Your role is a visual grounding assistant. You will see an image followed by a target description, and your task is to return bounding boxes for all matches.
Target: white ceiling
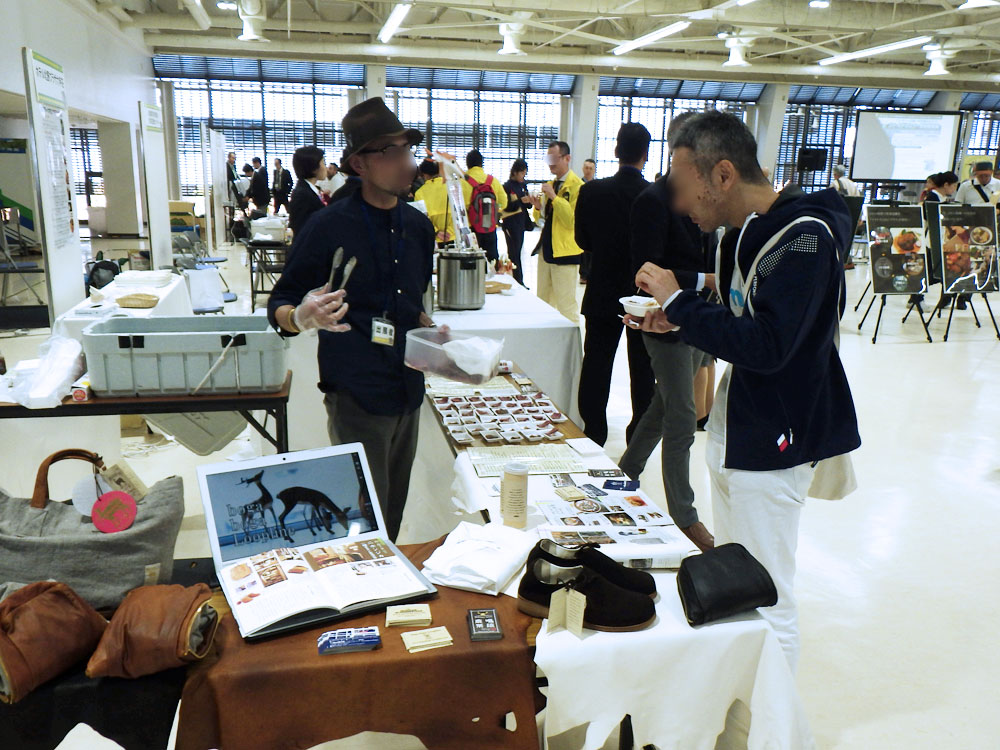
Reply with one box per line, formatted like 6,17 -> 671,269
90,0 -> 1000,92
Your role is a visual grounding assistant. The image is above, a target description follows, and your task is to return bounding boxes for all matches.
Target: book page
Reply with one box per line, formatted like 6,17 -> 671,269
220,547 -> 331,637
303,538 -> 428,609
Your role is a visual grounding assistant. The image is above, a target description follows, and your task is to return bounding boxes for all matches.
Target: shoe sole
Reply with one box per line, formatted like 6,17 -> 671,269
517,597 -> 656,632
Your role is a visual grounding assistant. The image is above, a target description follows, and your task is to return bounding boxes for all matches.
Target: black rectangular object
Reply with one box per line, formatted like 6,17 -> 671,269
797,147 -> 828,172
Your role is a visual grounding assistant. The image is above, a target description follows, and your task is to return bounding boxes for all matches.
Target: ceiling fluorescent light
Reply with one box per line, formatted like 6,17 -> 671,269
217,2 -> 237,9
958,0 -> 1000,9
818,36 -> 933,66
378,3 -> 413,44
612,21 -> 691,56
736,0 -> 759,5
809,0 -> 831,8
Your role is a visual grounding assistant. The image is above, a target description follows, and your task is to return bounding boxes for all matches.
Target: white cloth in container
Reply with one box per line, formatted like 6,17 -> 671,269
440,336 -> 502,379
421,522 -> 534,596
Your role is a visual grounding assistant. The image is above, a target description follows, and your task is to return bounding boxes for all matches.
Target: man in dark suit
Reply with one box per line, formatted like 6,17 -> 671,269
272,158 -> 293,213
617,111 -> 715,552
575,123 -> 655,447
248,156 -> 270,214
225,151 -> 241,202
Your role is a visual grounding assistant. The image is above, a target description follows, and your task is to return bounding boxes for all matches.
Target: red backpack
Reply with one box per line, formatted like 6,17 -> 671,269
466,174 -> 498,233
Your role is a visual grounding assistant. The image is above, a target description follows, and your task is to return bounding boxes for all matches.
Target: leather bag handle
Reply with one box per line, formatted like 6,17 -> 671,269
31,449 -> 105,509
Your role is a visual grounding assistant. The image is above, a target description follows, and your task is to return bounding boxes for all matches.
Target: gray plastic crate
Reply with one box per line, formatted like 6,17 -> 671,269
82,316 -> 287,396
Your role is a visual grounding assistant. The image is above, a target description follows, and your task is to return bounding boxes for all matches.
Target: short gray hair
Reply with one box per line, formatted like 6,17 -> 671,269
670,110 -> 768,185
832,164 -> 847,177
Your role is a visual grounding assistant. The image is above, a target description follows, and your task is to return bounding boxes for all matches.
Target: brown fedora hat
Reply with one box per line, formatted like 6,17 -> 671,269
340,97 -> 423,176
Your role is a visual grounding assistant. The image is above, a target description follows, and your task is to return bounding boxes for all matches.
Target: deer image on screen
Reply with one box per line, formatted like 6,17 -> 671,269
238,470 -> 282,542
276,485 -> 351,541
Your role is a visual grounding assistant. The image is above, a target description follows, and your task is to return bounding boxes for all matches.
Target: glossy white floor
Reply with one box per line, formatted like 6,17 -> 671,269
3,234 -> 998,748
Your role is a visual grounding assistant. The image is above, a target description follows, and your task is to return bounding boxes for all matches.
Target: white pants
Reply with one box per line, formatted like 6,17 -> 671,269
706,438 -> 814,673
536,256 -> 580,323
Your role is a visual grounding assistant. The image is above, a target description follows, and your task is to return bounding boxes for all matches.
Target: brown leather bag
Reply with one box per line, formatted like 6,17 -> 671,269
86,583 -> 220,679
0,581 -> 108,703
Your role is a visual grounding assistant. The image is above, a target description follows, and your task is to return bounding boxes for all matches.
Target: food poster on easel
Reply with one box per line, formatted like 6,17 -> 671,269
937,203 -> 999,294
866,205 -> 928,295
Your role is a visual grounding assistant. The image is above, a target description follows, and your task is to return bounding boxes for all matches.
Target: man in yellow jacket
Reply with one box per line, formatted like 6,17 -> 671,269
414,159 -> 453,245
460,149 -> 508,263
530,140 -> 584,323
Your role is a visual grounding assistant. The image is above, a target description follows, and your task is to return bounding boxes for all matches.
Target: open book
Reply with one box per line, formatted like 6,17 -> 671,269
197,444 -> 436,640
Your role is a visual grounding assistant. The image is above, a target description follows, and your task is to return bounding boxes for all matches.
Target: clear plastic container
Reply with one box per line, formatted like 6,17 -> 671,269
82,316 -> 287,396
404,328 -> 503,385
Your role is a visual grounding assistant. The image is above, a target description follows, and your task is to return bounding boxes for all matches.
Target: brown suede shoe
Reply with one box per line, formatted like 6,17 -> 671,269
680,521 -> 715,552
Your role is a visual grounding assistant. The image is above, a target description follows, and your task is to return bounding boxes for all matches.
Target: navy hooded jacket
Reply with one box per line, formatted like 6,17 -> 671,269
666,187 -> 861,471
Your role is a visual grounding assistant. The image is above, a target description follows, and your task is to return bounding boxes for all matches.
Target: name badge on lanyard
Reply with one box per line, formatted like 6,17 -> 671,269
372,317 -> 396,346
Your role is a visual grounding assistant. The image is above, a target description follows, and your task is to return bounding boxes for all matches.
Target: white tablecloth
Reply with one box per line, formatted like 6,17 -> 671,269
436,447 -> 813,750
52,275 -> 193,341
535,590 -> 814,750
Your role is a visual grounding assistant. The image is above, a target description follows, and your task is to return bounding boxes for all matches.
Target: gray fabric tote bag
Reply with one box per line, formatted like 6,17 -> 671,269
0,449 -> 184,610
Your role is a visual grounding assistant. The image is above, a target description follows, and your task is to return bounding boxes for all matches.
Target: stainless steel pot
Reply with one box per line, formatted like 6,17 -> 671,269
436,251 -> 486,310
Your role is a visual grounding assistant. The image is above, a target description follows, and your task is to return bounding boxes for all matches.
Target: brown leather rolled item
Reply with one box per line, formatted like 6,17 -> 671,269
0,581 -> 108,704
86,583 -> 220,680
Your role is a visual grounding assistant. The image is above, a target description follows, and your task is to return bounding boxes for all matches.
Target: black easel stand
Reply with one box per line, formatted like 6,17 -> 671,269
854,279 -> 872,312
941,292 -> 1000,341
860,293 -> 933,344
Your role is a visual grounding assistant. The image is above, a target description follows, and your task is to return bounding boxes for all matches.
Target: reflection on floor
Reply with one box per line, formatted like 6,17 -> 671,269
2,235 -> 998,749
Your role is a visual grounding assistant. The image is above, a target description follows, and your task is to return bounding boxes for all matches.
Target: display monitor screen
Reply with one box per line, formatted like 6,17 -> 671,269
851,111 -> 962,182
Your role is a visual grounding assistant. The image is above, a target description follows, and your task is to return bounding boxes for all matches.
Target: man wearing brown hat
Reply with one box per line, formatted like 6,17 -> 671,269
268,97 -> 437,541
956,161 -> 1000,205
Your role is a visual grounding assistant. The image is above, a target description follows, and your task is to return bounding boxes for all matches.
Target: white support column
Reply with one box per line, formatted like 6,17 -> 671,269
928,91 -> 963,111
348,88 -> 366,108
927,91 -> 968,169
157,80 -> 181,200
753,83 -> 790,179
569,74 -> 600,171
97,120 -> 143,235
559,97 -> 572,144
366,64 -> 386,101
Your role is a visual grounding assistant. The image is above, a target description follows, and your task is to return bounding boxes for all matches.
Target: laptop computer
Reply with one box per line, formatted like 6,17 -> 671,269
196,443 -> 436,640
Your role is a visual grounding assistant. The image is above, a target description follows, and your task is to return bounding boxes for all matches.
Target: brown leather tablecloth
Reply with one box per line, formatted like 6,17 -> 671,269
176,539 -> 540,750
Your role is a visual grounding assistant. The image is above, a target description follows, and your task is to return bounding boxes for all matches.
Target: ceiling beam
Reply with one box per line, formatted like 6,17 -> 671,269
147,31 -> 1000,92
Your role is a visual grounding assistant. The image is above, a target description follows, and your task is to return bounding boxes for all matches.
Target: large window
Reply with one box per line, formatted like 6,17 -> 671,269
774,105 -> 852,193
384,87 -> 561,184
775,86 -> 939,198
594,77 -> 760,181
165,78 -> 354,198
595,97 -> 752,181
156,55 -> 362,199
69,127 -> 103,221
962,110 -> 1000,159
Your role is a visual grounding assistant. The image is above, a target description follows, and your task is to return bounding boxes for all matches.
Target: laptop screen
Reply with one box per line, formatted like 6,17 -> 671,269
197,443 -> 385,564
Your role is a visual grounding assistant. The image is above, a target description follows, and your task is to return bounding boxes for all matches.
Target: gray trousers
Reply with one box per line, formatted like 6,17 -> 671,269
324,391 -> 420,542
618,337 -> 703,528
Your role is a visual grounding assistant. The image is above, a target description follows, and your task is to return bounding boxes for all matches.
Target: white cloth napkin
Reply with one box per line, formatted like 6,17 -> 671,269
421,521 -> 535,596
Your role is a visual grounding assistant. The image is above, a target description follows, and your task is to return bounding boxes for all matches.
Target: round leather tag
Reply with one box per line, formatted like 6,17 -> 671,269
92,490 -> 137,533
